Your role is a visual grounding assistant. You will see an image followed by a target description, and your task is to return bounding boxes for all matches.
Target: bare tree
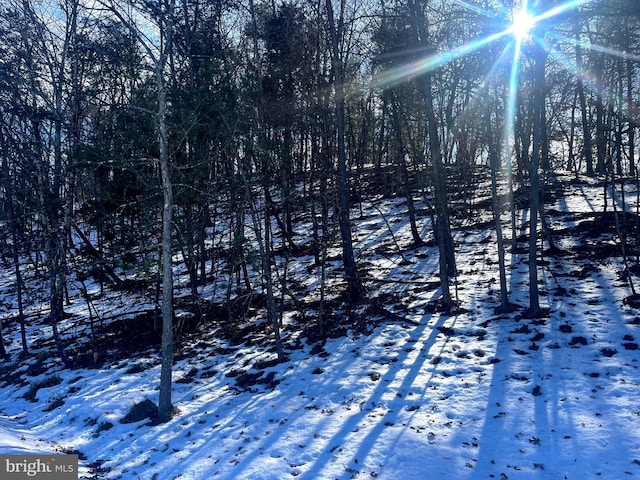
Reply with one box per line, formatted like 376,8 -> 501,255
323,0 -> 363,303
408,0 -> 456,309
485,90 -> 512,313
526,25 -> 549,317
10,0 -> 88,367
101,0 -> 177,422
0,128 -> 29,357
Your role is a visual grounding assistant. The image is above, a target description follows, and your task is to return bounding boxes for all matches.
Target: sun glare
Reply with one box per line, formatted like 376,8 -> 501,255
370,0 -> 595,220
370,0 -> 593,90
511,9 -> 535,40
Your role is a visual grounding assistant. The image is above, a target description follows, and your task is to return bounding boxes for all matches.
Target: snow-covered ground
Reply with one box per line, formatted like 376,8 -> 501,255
1,173 -> 640,479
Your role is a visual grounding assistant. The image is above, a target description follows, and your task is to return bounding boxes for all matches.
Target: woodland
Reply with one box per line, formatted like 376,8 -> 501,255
1,0 -> 640,477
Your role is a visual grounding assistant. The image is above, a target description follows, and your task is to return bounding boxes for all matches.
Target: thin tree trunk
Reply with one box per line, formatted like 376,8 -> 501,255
103,0 -> 177,420
628,58 -> 636,176
157,76 -> 174,422
156,0 -> 176,423
324,0 -> 362,304
44,138 -> 71,367
568,90 -> 577,172
485,104 -> 511,313
595,57 -> 607,174
262,192 -> 283,359
410,0 -> 455,308
527,46 -> 547,316
248,0 -> 283,356
612,170 -> 636,295
391,98 -> 422,246
576,23 -> 594,175
10,202 -> 28,357
0,147 -> 28,356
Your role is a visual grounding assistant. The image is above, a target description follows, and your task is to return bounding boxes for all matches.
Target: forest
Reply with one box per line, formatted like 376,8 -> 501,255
1,0 -> 640,478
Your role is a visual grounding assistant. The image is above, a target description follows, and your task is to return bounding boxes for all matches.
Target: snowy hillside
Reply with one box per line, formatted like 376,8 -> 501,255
1,173 -> 640,479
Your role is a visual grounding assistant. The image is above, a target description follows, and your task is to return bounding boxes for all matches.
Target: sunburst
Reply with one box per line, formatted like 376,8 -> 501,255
511,6 -> 535,41
369,0 -> 615,183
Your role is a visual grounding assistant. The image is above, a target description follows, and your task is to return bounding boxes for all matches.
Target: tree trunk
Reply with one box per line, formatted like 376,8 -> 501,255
527,46 -> 547,316
101,4 -> 177,414
0,144 -> 28,356
262,190 -> 283,360
156,0 -> 177,424
410,0 -> 455,308
44,110 -> 72,368
391,98 -> 422,246
324,0 -> 362,304
627,58 -> 636,176
157,71 -> 174,422
485,104 -> 511,313
575,16 -> 594,175
595,56 -> 607,174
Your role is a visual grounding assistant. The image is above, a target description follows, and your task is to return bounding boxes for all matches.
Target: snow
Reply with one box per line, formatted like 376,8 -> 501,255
1,173 -> 640,479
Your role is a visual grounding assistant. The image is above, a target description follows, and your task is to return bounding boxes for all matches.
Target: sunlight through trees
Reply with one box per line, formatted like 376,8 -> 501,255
0,0 -> 638,416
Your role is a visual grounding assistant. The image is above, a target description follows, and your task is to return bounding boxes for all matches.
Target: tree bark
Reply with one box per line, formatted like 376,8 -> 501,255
104,0 -> 178,422
594,55 -> 607,174
18,0 -> 73,367
157,0 -> 176,423
0,135 -> 28,356
391,98 -> 422,246
627,58 -> 636,176
575,15 -> 594,175
158,73 -> 174,422
485,104 -> 511,313
324,0 -> 362,304
527,45 -> 548,316
409,0 -> 455,308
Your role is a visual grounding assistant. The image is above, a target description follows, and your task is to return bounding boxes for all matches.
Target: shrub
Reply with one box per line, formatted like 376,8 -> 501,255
23,374 -> 62,402
120,399 -> 158,424
125,363 -> 148,374
92,421 -> 114,438
97,421 -> 113,433
44,393 -> 65,411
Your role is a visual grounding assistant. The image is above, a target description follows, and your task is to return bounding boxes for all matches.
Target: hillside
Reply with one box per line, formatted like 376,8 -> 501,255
1,173 -> 640,479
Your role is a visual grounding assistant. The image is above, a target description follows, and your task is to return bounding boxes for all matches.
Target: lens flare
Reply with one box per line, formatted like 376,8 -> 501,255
367,0 -> 637,193
370,1 -> 594,92
511,9 -> 535,40
370,30 -> 509,90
